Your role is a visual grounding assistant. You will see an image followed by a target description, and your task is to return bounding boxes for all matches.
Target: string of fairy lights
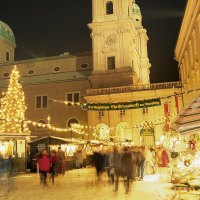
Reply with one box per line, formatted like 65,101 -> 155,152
49,87 -> 200,109
0,107 -> 177,142
0,111 -> 176,133
41,87 -> 200,141
1,65 -> 199,142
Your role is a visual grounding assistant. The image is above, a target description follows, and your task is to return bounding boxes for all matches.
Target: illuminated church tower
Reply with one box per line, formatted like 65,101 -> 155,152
88,0 -> 151,88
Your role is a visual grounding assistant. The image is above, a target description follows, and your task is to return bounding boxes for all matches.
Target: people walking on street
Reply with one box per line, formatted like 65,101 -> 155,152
131,146 -> 140,181
103,147 -> 114,184
137,146 -> 145,181
57,147 -> 66,175
103,147 -> 110,180
108,148 -> 114,184
93,150 -> 104,181
37,149 -> 50,185
150,146 -> 156,173
122,147 -> 133,193
144,146 -> 155,175
0,155 -> 15,192
156,146 -> 170,182
74,149 -> 83,169
113,146 -> 122,191
50,150 -> 59,185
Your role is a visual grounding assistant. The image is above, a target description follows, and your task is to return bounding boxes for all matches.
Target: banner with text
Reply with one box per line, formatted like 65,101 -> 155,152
86,98 -> 161,110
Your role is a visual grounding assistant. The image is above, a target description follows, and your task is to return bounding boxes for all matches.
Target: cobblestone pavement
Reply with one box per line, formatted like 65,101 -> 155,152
0,168 -> 174,200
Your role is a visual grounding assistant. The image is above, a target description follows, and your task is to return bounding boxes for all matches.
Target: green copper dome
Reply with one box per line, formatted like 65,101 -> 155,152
0,20 -> 16,44
132,3 -> 141,15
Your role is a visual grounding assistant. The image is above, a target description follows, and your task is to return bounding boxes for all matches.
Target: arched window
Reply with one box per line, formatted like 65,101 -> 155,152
67,118 -> 79,127
95,123 -> 109,140
106,1 -> 113,15
116,122 -> 132,142
6,52 -> 9,62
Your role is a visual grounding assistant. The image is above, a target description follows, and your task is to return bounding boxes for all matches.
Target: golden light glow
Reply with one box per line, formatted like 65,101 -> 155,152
0,66 -> 30,134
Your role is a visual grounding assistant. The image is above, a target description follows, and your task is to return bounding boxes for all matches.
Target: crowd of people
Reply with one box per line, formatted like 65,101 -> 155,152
92,145 -> 170,193
36,147 -> 66,186
34,144 -> 170,193
0,143 -> 171,194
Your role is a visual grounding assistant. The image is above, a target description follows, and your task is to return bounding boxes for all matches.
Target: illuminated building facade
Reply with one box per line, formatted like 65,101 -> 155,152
0,1 -> 183,145
175,0 -> 200,104
85,0 -> 182,145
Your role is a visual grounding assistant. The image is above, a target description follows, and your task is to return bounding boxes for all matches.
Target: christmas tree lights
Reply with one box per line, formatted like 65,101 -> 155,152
0,66 -> 30,134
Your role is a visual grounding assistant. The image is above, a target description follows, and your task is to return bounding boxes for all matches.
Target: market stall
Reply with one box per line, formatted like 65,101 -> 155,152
0,133 -> 31,172
29,136 -> 86,171
170,95 -> 200,199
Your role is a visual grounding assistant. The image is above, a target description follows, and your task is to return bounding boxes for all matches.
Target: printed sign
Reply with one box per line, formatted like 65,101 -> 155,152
85,98 -> 161,111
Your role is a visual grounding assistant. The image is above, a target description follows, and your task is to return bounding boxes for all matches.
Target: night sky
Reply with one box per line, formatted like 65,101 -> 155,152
0,0 -> 186,83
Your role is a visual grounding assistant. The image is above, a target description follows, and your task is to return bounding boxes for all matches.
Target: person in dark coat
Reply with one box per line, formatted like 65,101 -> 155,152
50,150 -> 59,185
4,155 -> 14,192
0,155 -> 5,175
93,151 -> 104,180
137,146 -> 145,181
57,147 -> 66,175
113,146 -> 122,191
122,147 -> 133,193
131,146 -> 139,181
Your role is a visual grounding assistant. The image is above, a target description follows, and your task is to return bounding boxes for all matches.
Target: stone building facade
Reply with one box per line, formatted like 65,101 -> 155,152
0,49 -> 92,137
85,0 -> 182,146
0,1 -> 183,145
175,0 -> 200,104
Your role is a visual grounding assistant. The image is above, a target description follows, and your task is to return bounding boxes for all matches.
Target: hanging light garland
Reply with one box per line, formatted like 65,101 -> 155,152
50,99 -> 82,106
25,112 -> 176,135
49,87 -> 200,110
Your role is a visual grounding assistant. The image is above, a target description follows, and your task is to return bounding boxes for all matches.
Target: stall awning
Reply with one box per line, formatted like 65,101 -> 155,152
28,136 -> 86,145
171,95 -> 200,134
0,133 -> 35,140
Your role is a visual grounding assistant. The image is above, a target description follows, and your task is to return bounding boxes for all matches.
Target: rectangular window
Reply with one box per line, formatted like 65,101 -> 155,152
6,52 -> 10,62
119,110 -> 126,117
42,96 -> 48,108
106,1 -> 113,15
142,108 -> 148,114
36,96 -> 41,108
107,56 -> 115,70
67,93 -> 73,102
36,95 -> 48,109
98,111 -> 104,118
66,92 -> 80,103
74,93 -> 80,103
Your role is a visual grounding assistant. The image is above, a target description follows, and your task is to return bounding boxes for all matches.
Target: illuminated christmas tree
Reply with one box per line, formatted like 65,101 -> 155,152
0,66 -> 30,134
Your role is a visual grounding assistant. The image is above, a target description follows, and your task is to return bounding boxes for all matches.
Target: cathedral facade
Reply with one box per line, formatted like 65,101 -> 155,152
0,0 -> 182,145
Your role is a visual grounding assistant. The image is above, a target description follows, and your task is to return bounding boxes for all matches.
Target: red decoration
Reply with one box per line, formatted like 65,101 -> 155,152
164,103 -> 169,116
188,140 -> 196,151
164,103 -> 170,131
174,93 -> 179,114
